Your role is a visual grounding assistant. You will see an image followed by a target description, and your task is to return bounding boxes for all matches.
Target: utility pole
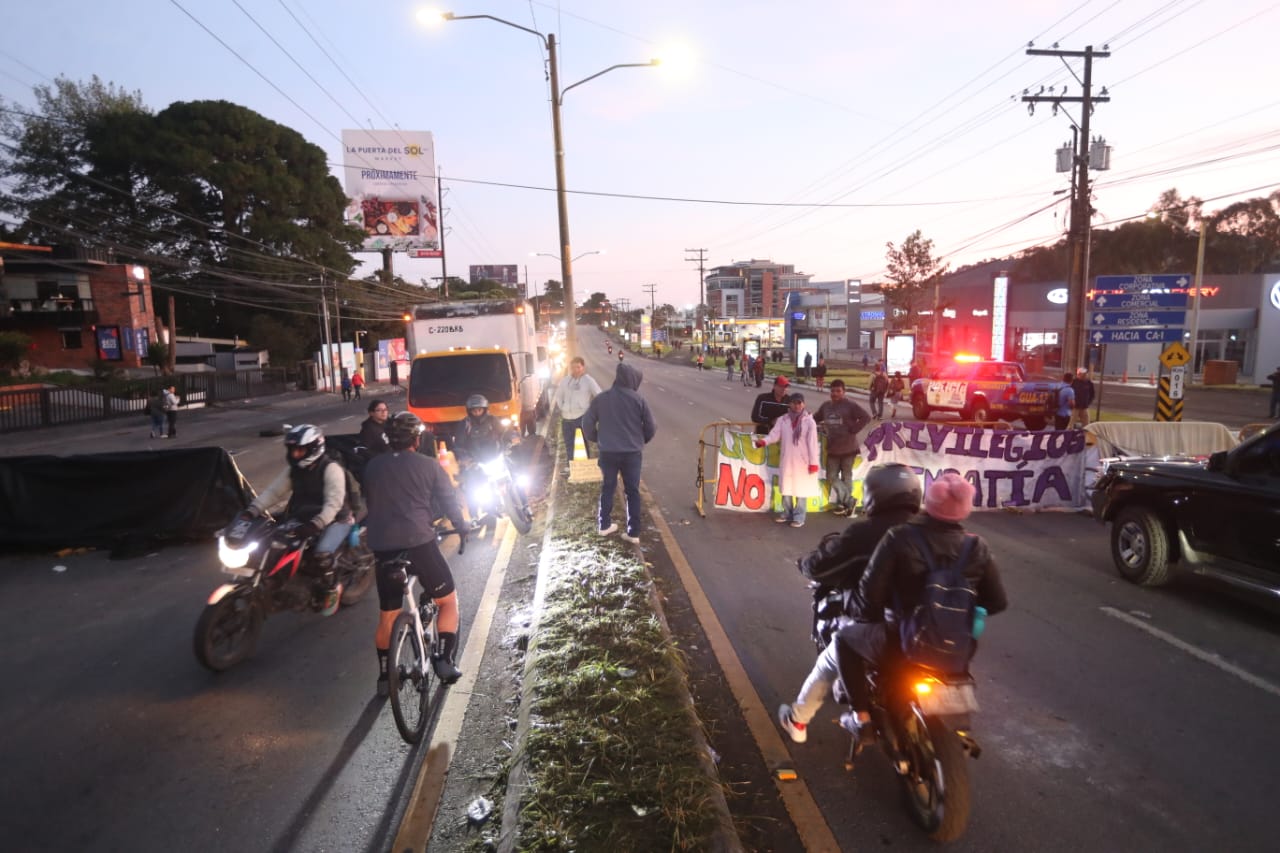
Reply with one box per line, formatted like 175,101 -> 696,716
642,282 -> 657,315
684,248 -> 707,337
437,166 -> 449,298
1024,44 -> 1109,373
333,274 -> 345,381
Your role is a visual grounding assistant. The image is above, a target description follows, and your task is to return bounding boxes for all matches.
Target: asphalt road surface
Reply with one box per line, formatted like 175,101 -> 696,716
2,346 -> 1276,852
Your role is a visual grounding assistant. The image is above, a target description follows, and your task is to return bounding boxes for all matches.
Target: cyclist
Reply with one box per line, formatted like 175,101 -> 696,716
363,411 -> 469,696
244,424 -> 350,616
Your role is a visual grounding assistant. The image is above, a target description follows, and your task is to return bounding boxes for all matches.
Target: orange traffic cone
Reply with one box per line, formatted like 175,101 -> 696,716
1121,369 -> 1128,383
1149,372 -> 1156,386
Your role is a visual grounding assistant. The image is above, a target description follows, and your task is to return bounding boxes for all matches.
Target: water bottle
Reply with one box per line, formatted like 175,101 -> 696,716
972,606 -> 988,639
347,524 -> 361,549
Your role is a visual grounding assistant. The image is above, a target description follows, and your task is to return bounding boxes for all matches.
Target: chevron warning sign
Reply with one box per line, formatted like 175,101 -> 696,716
1154,376 -> 1184,422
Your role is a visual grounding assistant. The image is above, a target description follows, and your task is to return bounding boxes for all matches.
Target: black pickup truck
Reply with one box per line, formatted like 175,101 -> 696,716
1090,421 -> 1280,599
909,359 -> 1063,430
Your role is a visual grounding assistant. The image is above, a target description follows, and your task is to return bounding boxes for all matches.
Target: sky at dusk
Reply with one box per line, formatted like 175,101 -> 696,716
3,0 -> 1279,312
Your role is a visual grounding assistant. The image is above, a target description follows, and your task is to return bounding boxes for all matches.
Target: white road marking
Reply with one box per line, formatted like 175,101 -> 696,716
1100,606 -> 1280,699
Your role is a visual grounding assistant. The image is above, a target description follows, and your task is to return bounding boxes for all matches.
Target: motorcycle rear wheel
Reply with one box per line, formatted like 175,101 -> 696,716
387,612 -> 434,743
337,543 -> 376,607
900,710 -> 971,842
193,590 -> 262,672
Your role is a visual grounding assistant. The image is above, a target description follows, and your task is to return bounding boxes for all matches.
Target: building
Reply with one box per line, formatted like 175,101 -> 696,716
705,259 -> 813,318
0,244 -> 158,372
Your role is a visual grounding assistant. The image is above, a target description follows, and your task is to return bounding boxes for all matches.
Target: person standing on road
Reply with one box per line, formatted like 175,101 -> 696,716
148,388 -> 166,439
552,356 -> 602,472
1071,368 -> 1096,428
753,352 -> 766,387
868,366 -> 889,420
581,361 -> 656,545
887,372 -> 906,419
351,371 -> 365,400
358,398 -> 391,456
725,351 -> 736,380
364,412 -> 470,696
803,352 -> 814,380
1055,373 -> 1076,430
1267,366 -> 1280,419
813,356 -> 828,390
162,385 -> 179,438
814,380 -> 871,517
751,375 -> 792,435
756,392 -> 822,528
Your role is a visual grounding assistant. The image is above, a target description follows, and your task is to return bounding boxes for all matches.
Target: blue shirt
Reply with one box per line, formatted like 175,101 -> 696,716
1057,384 -> 1076,418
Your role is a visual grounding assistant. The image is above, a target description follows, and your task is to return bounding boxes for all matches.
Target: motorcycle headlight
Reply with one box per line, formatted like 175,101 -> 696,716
471,484 -> 494,503
218,536 -> 258,569
480,458 -> 507,478
516,473 -> 531,489
499,417 -> 513,428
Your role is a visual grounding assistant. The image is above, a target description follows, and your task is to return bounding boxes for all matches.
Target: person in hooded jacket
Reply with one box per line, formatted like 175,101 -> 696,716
778,463 -> 924,743
581,362 -> 656,545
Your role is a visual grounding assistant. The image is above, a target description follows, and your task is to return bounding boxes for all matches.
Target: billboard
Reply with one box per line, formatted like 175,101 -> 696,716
342,130 -> 441,256
470,265 -> 519,286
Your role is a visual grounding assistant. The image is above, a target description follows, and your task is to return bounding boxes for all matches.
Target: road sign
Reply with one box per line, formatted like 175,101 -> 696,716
1168,365 -> 1186,399
1155,375 -> 1185,422
1160,341 -> 1191,368
1088,309 -> 1187,329
1090,291 -> 1189,310
1095,273 -> 1192,291
1090,328 -> 1184,344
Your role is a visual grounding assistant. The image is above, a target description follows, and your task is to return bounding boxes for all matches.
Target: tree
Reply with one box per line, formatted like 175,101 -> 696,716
0,332 -> 33,375
145,341 -> 170,375
541,279 -> 564,308
883,230 -> 948,332
1210,190 -> 1280,273
652,303 -> 678,329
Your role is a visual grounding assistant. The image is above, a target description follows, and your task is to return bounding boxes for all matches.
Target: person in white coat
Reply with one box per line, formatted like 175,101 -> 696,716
756,392 -> 822,527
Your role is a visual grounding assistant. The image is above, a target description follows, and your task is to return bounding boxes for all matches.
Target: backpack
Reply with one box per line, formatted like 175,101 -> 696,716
897,527 -> 978,673
342,464 -> 366,519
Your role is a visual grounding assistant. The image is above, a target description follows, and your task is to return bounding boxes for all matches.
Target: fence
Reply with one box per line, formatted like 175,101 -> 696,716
0,368 -> 291,434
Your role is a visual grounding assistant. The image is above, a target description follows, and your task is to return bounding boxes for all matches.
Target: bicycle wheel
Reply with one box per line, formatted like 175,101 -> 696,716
387,612 -> 430,743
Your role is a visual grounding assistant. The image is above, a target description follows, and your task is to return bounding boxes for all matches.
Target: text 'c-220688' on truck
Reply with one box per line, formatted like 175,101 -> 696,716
403,299 -> 550,446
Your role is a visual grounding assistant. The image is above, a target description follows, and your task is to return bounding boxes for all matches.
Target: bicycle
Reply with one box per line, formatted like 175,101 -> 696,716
384,525 -> 463,744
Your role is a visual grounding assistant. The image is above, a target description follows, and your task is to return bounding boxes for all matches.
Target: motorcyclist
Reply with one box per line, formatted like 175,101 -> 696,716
453,394 -> 519,522
777,463 -> 924,743
364,412 -> 469,695
244,424 -> 352,616
841,473 -> 1007,745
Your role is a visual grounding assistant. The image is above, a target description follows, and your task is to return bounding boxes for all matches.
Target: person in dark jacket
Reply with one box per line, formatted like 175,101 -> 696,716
778,464 -> 923,743
813,380 -> 871,516
1070,368 -> 1096,428
1269,366 -> 1280,419
358,398 -> 391,456
838,473 -> 1008,743
582,362 -> 657,544
751,374 -> 791,434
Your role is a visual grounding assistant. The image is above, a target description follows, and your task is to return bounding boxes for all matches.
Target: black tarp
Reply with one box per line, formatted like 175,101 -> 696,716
0,447 -> 255,555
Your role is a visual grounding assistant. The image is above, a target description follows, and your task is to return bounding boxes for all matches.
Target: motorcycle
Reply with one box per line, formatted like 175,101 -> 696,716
812,584 -> 983,843
194,514 -> 376,671
460,448 -> 534,535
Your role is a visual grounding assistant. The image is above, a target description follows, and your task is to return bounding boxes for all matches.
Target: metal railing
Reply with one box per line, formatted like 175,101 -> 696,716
0,368 -> 292,433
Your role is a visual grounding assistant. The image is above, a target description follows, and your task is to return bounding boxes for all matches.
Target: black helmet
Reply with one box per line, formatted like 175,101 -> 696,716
386,411 -> 426,449
284,424 -> 326,469
465,394 -> 489,415
863,463 -> 922,515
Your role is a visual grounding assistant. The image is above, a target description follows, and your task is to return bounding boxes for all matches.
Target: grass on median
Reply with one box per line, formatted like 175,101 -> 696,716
511,473 -> 725,851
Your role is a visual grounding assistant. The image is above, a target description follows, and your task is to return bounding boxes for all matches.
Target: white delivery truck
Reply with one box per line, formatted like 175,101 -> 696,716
404,299 -> 549,442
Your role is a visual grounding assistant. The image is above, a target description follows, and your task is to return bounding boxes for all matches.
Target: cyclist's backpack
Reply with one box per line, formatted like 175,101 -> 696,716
898,527 -> 978,673
341,464 -> 366,518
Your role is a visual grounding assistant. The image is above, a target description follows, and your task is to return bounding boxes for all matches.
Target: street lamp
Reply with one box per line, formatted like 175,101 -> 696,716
440,10 -> 657,360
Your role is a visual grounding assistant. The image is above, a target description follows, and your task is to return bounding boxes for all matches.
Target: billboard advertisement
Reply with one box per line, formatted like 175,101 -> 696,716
342,130 -> 441,256
470,265 -> 519,286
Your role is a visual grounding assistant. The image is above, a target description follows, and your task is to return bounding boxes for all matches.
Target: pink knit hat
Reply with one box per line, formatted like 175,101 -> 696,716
925,473 -> 974,522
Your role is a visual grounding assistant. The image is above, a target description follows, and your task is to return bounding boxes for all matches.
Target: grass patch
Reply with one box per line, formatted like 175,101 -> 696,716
510,435 -> 726,852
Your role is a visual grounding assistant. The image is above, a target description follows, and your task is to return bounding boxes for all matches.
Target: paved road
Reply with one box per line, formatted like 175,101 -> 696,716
584,328 -> 1280,851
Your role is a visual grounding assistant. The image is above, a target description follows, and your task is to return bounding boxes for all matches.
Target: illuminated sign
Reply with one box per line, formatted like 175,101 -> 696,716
992,275 -> 1009,360
1046,288 -> 1068,304
1270,280 -> 1280,311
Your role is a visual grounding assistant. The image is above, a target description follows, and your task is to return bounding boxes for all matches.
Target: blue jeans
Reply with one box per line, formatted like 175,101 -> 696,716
598,451 -> 643,535
782,495 -> 807,525
825,454 -> 855,511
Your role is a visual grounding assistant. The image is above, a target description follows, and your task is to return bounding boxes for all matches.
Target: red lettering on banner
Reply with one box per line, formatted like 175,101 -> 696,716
715,463 -> 767,509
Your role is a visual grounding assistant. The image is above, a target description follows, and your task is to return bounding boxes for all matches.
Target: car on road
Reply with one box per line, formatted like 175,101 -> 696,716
1090,421 -> 1280,599
910,358 -> 1063,430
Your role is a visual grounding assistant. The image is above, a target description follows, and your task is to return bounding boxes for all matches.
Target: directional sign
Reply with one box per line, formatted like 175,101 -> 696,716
1090,292 -> 1189,310
1095,273 -> 1192,291
1155,375 -> 1185,422
1090,328 -> 1185,344
1160,341 -> 1191,368
1167,365 -> 1186,400
1088,310 -> 1187,328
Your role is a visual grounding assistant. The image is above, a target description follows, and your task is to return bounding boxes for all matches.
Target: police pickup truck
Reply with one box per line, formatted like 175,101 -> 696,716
909,358 -> 1062,430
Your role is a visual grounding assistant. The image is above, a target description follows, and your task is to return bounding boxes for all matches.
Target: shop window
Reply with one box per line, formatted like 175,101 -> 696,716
61,330 -> 83,349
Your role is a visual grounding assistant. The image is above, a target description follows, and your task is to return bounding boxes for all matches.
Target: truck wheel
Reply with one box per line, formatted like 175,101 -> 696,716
1111,506 -> 1172,586
912,396 -> 931,421
965,398 -> 991,423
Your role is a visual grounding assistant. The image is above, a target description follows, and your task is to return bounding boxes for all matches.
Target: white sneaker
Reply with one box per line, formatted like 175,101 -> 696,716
774,516 -> 790,524
790,521 -> 805,528
620,532 -> 640,544
598,523 -> 618,536
778,704 -> 807,743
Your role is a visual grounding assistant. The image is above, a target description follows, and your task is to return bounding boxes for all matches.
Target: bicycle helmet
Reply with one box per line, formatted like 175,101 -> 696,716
284,423 -> 326,469
465,394 -> 489,416
386,411 -> 426,449
863,462 -> 923,515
